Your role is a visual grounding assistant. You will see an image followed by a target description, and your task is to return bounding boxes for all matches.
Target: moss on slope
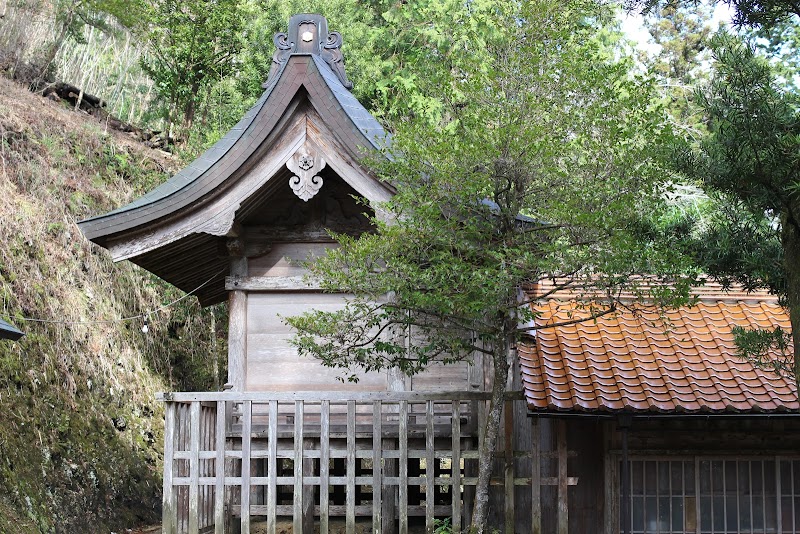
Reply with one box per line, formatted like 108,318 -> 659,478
0,76 -> 225,532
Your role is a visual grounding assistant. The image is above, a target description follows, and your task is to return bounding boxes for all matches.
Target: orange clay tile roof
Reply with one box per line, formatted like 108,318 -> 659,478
519,289 -> 798,414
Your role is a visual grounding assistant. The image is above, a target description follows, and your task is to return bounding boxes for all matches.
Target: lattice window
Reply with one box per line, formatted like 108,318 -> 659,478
622,457 -> 800,534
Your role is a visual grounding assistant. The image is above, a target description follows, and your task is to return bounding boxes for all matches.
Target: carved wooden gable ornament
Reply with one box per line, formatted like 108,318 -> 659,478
77,14 -> 393,306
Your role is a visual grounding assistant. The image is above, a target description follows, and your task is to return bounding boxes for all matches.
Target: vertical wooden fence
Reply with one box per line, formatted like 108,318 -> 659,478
158,391 -> 557,534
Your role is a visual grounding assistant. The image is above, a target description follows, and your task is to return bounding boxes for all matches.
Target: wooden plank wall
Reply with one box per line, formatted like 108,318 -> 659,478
245,292 -> 388,392
160,391 -> 565,534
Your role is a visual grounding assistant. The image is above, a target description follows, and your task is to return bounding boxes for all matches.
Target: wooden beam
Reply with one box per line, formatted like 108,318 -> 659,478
157,390 -> 500,402
225,275 -> 323,291
242,226 -> 355,243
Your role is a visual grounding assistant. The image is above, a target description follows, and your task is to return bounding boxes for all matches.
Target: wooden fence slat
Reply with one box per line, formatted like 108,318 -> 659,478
399,400 -> 408,534
241,401 -> 252,534
158,392 -> 537,533
163,403 -> 177,534
372,400 -> 382,533
531,417 -> 541,534
189,402 -> 201,534
425,400 -> 435,533
451,401 -> 462,532
346,400 -> 356,534
504,400 -> 514,534
293,401 -> 304,533
557,420 -> 568,534
268,400 -> 277,534
321,400 -> 330,534
215,401 -> 226,534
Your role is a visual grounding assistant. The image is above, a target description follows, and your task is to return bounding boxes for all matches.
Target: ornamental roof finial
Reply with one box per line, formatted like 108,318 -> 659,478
265,14 -> 353,90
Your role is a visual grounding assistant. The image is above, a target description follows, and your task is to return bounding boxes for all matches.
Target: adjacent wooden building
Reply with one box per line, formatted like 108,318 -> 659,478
78,13 -> 799,534
519,285 -> 800,534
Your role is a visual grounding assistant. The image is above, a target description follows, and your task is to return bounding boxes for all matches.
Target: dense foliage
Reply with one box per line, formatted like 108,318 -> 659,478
287,1 -> 695,530
676,32 -> 800,384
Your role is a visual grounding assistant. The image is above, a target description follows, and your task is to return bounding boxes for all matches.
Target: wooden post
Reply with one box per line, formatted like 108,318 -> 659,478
293,401 -> 305,533
531,418 -> 541,534
381,437 -> 397,534
504,400 -> 514,534
372,401 -> 382,533
425,401 -> 435,533
228,256 -> 247,391
163,403 -> 177,534
215,401 -> 226,534
620,417 -> 631,534
267,401 -> 278,534
320,401 -> 330,534
346,401 -> 356,534
241,401 -> 252,534
303,437 -> 315,530
557,420 -> 568,534
189,402 -> 201,534
451,401 -> 462,533
399,401 -> 408,534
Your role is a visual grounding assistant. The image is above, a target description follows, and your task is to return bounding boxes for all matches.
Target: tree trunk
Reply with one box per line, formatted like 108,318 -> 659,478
782,203 -> 800,394
470,338 -> 511,533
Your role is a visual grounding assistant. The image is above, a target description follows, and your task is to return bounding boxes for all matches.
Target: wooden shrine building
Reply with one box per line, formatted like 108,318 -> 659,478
78,13 -> 800,534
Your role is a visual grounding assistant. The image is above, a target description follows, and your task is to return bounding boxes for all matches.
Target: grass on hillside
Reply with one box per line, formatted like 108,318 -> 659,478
0,75 -> 226,533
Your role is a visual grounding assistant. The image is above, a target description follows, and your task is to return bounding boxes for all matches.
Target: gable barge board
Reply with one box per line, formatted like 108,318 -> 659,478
102,104 -> 308,260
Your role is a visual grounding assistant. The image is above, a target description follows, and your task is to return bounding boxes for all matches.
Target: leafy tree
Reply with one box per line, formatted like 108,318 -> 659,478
287,1 -> 693,531
746,15 -> 800,91
629,0 -> 800,27
631,1 -> 800,388
675,33 -> 800,386
138,0 -> 249,137
642,4 -> 714,132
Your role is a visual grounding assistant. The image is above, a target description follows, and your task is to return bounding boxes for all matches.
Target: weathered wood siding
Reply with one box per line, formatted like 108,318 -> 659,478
247,243 -> 336,278
245,292 -> 388,391
610,417 -> 800,453
240,244 -> 477,393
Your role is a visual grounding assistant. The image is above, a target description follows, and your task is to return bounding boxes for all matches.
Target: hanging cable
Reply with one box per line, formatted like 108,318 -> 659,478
2,268 -> 226,326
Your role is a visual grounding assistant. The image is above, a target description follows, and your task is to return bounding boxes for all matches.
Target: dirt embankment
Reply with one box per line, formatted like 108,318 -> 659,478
0,74 -> 224,533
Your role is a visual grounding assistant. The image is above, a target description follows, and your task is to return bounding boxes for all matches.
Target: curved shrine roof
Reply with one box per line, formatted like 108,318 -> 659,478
77,15 -> 390,305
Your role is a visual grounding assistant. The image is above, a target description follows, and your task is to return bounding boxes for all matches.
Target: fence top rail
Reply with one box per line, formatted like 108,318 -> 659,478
156,390 -> 523,403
